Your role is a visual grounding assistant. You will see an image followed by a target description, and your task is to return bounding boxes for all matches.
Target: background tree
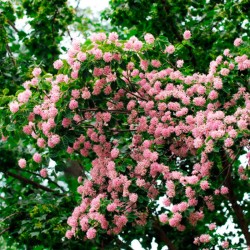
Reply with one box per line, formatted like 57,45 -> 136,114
102,0 -> 250,73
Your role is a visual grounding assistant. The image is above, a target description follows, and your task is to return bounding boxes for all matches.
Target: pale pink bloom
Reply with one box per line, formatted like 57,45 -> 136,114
220,68 -> 230,76
234,38 -> 243,47
65,230 -> 74,239
159,214 -> 168,223
144,33 -> 155,44
67,146 -> 74,154
108,32 -> 119,42
53,59 -> 63,70
82,89 -> 91,99
111,148 -> 119,158
199,234 -> 210,243
69,99 -> 78,110
9,101 -> 19,113
223,49 -> 230,56
33,153 -> 42,163
71,71 -> 78,79
40,168 -> 47,178
151,60 -> 161,68
133,40 -> 143,51
220,186 -> 229,195
37,138 -> 46,148
129,193 -> 138,203
208,223 -> 216,230
62,118 -> 71,128
224,138 -> 234,147
32,67 -> 42,77
107,203 -> 117,212
200,180 -> 210,190
183,30 -> 191,40
221,241 -> 229,248
165,45 -> 175,54
77,52 -> 87,62
18,159 -> 26,168
86,228 -> 96,239
103,52 -> 113,62
177,60 -> 184,68
71,89 -> 80,99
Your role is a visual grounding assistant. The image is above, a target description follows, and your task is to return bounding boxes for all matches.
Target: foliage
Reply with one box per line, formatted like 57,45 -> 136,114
0,1 -> 250,249
3,30 -> 250,249
102,0 -> 250,73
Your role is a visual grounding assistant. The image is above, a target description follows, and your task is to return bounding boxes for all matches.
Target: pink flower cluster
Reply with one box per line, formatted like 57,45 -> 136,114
10,32 -> 250,245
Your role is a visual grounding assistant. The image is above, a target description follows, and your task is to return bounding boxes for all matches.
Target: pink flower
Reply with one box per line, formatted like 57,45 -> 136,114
165,45 -> 175,54
151,60 -> 161,68
69,99 -> 78,110
86,228 -> 96,239
53,59 -> 63,70
103,52 -> 113,62
159,214 -> 168,223
199,234 -> 210,243
183,30 -> 191,40
108,32 -> 119,42
32,67 -> 42,77
177,60 -> 184,68
9,101 -> 19,113
200,180 -> 210,190
234,38 -> 243,47
37,138 -> 46,148
208,223 -> 216,230
62,118 -> 71,128
18,159 -> 26,168
144,33 -> 155,44
77,52 -> 87,62
129,193 -> 138,203
133,41 -> 143,51
220,186 -> 229,195
107,203 -> 117,212
40,168 -> 47,178
111,148 -> 119,158
220,68 -> 230,76
221,241 -> 229,249
33,153 -> 42,163
102,112 -> 111,123
65,230 -> 74,239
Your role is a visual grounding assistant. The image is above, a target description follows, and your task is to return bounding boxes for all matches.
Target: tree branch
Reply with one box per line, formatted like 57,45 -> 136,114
153,219 -> 177,250
6,171 -> 64,196
7,19 -> 19,33
221,152 -> 250,246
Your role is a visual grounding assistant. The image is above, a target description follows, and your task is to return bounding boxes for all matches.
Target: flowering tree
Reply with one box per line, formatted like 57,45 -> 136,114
4,30 -> 250,249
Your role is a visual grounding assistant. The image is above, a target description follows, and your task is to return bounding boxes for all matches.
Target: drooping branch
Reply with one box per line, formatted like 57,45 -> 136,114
6,171 -> 64,196
221,152 -> 250,246
153,220 -> 177,250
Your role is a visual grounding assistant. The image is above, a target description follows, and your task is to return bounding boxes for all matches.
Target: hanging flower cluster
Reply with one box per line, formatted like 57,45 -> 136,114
9,31 -> 250,247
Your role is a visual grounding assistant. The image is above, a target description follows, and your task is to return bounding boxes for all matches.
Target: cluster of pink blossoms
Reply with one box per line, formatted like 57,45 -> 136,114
10,31 -> 250,247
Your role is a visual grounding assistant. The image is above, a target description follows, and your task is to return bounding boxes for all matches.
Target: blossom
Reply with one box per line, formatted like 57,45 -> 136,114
33,153 -> 42,163
53,59 -> 63,70
144,33 -> 155,44
18,159 -> 26,168
165,45 -> 175,54
32,67 -> 42,77
111,148 -> 119,158
40,168 -> 47,178
183,30 -> 191,40
86,228 -> 96,239
69,99 -> 78,110
234,38 -> 243,47
9,101 -> 19,113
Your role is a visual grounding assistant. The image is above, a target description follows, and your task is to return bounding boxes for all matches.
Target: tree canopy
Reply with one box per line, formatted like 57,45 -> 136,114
0,1 -> 249,250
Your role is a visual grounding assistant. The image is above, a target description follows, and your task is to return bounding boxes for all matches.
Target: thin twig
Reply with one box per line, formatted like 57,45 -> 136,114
7,20 -> 19,32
